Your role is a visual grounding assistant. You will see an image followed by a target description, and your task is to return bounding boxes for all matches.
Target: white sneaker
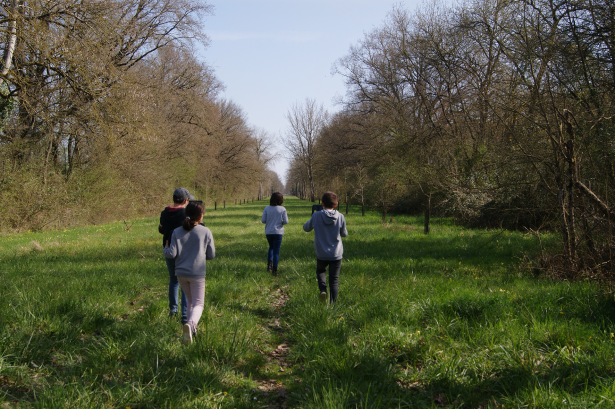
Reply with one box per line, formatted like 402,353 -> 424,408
182,323 -> 193,345
319,292 -> 327,304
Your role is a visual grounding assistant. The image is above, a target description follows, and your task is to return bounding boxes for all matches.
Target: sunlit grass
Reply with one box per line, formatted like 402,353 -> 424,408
1,197 -> 615,408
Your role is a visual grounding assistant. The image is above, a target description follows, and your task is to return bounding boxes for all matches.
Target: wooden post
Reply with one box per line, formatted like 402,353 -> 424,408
224,200 -> 226,208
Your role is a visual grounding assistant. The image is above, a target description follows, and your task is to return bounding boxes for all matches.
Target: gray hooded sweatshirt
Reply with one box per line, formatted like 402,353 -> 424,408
163,225 -> 215,278
303,209 -> 348,261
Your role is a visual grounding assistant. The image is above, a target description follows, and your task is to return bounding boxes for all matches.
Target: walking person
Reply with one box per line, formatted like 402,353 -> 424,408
303,191 -> 348,303
163,201 -> 215,345
158,188 -> 193,324
261,192 -> 289,276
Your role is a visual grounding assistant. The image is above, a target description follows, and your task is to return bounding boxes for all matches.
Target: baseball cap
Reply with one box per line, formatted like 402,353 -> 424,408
173,188 -> 194,201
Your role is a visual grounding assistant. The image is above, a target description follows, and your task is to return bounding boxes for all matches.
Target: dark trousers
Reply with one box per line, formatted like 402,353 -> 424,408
266,234 -> 283,267
316,259 -> 342,303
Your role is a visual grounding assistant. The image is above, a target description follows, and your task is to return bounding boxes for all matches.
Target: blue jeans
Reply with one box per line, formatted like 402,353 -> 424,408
266,234 -> 283,267
165,257 -> 188,323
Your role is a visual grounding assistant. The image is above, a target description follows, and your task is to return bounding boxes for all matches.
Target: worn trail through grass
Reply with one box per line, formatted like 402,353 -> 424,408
2,196 -> 615,408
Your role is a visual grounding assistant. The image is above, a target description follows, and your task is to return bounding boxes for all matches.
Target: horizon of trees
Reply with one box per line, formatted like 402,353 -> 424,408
283,0 -> 615,278
0,0 -> 283,232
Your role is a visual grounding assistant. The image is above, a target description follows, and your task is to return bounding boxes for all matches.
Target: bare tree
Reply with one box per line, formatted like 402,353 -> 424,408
254,128 -> 276,200
283,98 -> 328,202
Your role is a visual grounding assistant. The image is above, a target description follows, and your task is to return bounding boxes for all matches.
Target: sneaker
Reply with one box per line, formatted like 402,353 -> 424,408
182,323 -> 193,345
319,292 -> 327,304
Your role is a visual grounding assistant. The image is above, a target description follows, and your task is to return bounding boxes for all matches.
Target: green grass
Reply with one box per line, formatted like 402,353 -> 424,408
1,196 -> 615,408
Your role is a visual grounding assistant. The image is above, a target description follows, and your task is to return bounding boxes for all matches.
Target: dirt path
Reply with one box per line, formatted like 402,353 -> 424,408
253,283 -> 294,408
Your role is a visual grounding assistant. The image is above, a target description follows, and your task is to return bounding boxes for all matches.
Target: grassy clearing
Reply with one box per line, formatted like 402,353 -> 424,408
1,196 -> 615,408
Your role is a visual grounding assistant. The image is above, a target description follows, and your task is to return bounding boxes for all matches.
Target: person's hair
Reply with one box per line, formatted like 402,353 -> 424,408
270,192 -> 284,206
182,202 -> 204,231
321,191 -> 338,208
173,197 -> 185,205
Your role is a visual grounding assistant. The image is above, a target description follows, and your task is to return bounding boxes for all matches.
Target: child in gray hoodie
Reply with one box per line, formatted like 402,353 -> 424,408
163,201 -> 215,345
303,191 -> 348,303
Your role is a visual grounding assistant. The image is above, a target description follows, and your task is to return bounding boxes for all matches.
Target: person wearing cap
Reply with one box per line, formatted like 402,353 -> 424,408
158,188 -> 194,323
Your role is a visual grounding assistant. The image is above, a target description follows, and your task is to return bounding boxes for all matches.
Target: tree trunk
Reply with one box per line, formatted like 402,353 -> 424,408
424,194 -> 431,234
558,188 -> 573,263
43,138 -> 54,186
564,112 -> 577,267
1,0 -> 17,77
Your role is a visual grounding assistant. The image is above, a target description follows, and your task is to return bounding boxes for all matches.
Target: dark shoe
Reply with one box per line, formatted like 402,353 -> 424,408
319,292 -> 327,304
272,266 -> 278,276
267,260 -> 273,272
169,310 -> 177,318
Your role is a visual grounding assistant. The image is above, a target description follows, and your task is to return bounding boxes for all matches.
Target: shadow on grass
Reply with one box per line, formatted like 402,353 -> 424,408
420,360 -> 615,407
1,302 -> 270,407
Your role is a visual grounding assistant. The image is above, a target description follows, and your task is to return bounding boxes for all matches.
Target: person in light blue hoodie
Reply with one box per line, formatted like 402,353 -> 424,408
303,191 -> 348,303
261,192 -> 289,276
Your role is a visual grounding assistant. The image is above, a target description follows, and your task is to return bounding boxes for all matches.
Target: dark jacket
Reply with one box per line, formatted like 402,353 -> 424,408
159,206 -> 186,247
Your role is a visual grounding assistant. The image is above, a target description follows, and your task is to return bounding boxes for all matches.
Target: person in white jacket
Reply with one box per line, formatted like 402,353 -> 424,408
261,192 -> 289,276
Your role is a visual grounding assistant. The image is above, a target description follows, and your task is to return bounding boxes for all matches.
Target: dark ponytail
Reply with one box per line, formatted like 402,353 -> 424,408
182,202 -> 204,231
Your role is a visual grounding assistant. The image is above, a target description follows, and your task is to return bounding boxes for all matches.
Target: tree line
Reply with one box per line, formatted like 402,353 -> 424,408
283,0 -> 615,278
0,0 -> 282,232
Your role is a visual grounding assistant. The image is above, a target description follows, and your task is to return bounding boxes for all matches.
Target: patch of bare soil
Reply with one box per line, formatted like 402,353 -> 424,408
254,285 -> 292,408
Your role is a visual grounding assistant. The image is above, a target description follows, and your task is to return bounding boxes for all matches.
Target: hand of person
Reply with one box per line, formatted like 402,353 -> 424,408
164,240 -> 169,248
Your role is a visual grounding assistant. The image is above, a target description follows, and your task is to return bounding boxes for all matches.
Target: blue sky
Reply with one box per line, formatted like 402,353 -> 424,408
201,0 -> 420,181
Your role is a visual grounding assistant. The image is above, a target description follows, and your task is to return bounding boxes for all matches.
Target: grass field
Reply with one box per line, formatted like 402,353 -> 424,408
1,196 -> 615,408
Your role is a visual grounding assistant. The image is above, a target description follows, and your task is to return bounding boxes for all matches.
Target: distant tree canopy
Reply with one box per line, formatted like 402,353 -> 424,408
284,0 -> 615,278
0,0 -> 278,231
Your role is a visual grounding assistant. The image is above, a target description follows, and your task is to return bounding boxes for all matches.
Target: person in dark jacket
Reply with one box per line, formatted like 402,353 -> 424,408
158,187 -> 193,323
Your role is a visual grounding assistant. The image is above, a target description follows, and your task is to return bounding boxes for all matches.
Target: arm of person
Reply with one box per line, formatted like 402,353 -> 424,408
303,216 -> 314,232
206,231 -> 215,260
261,208 -> 267,224
158,212 -> 165,234
282,209 -> 289,225
163,231 -> 177,258
340,215 -> 348,237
